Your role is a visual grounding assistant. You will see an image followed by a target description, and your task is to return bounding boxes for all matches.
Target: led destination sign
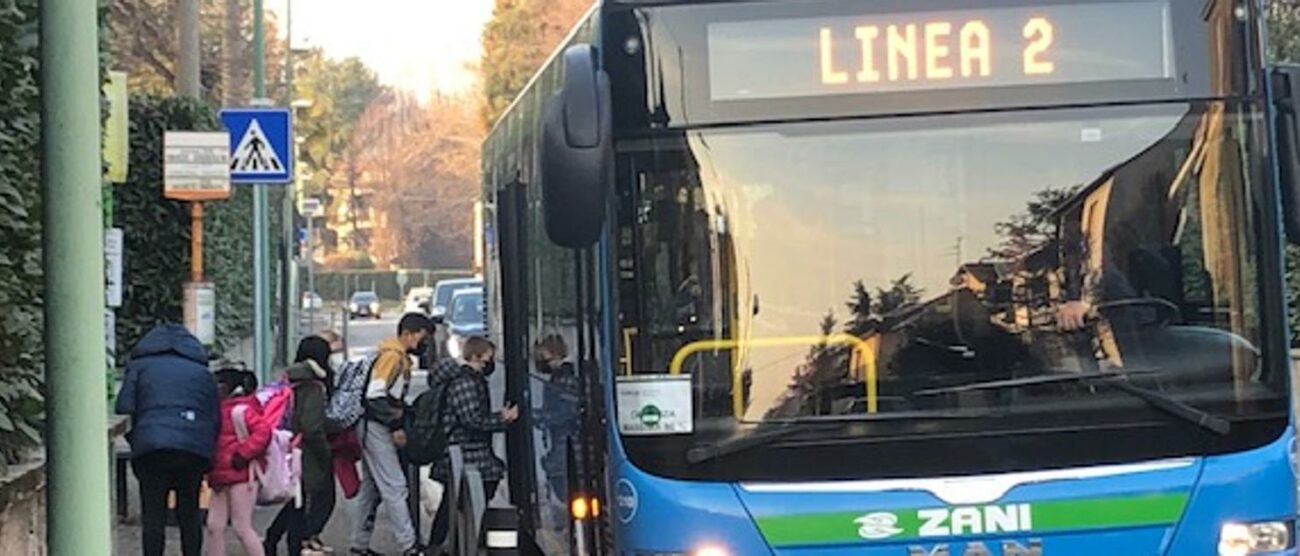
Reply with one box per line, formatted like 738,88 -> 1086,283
708,2 -> 1173,101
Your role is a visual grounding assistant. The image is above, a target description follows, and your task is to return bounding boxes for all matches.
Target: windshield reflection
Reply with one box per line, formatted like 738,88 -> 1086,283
617,101 -> 1282,430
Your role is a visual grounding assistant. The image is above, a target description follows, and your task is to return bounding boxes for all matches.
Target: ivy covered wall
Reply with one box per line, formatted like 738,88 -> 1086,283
0,0 -> 48,467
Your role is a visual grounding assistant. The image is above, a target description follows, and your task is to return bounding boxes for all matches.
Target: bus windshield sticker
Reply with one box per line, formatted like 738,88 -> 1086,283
708,1 -> 1172,101
616,375 -> 694,436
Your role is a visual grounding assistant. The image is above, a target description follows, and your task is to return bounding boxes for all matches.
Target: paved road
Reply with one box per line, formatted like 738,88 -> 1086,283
115,315 -> 446,555
343,314 -> 396,360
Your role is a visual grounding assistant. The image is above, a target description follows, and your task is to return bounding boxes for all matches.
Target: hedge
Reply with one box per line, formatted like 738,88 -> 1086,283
0,0 -> 46,467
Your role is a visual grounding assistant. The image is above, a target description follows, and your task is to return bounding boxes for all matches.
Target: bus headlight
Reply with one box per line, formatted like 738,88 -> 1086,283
1218,521 -> 1292,555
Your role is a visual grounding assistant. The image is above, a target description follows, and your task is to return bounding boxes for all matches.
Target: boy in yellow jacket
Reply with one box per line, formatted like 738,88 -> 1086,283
349,313 -> 432,556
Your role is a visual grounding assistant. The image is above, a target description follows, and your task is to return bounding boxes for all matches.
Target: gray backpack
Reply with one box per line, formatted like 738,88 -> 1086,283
325,355 -> 374,431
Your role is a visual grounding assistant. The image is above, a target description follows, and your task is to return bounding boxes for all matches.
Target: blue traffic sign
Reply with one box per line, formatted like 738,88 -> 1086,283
219,108 -> 293,184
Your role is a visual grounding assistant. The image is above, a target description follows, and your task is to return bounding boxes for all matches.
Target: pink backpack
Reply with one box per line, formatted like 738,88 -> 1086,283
237,382 -> 303,507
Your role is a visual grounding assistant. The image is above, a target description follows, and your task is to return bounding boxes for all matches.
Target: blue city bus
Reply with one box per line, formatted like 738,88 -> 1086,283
481,0 -> 1300,554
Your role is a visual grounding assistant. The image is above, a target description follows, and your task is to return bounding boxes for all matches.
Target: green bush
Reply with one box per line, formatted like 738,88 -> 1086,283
114,95 -> 254,363
0,0 -> 46,467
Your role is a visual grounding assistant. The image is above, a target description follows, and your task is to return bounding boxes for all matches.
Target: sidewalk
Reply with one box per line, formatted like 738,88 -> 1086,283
112,476 -> 418,555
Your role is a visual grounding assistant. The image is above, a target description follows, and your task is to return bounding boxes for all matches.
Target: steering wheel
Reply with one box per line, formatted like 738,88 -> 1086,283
1092,298 -> 1182,327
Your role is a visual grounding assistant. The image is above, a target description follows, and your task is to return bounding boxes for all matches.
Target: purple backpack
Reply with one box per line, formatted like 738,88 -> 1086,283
246,382 -> 302,507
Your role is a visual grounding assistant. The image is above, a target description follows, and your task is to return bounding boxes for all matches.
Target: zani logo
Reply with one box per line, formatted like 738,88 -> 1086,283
918,504 -> 1033,537
855,512 -> 904,539
853,504 -> 1033,541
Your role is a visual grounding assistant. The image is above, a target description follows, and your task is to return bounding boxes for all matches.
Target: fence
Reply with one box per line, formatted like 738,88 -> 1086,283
304,269 -> 475,302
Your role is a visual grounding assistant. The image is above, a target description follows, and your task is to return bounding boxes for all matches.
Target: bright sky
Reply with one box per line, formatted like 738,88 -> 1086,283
268,0 -> 493,98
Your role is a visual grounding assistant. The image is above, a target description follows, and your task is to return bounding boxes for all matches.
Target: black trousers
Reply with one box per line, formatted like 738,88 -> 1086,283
133,450 -> 208,556
266,483 -> 335,555
305,481 -> 337,538
429,479 -> 499,552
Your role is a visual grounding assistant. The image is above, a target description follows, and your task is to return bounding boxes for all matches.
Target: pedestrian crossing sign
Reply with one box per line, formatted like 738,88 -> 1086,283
219,107 -> 293,184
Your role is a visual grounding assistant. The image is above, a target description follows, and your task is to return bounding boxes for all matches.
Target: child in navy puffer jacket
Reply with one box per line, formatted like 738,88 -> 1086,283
116,324 -> 220,556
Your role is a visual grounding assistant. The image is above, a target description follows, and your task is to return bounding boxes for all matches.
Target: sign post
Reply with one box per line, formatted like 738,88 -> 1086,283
184,282 -> 217,346
220,106 -> 293,378
164,131 -> 231,346
300,196 -> 321,329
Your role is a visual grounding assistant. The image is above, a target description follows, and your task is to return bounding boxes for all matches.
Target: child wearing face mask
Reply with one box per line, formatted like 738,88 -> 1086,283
533,335 -> 581,512
263,337 -> 332,556
264,331 -> 348,555
427,336 -> 519,550
349,314 -> 433,556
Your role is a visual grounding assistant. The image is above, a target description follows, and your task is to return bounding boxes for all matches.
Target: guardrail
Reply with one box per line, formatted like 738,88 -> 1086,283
306,269 -> 475,302
436,446 -> 488,556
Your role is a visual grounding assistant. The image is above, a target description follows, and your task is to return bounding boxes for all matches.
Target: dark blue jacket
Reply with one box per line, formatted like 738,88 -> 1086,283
115,324 -> 219,462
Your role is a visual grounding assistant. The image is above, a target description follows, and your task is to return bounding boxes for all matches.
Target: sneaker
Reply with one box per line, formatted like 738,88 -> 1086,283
347,549 -> 379,556
305,538 -> 334,554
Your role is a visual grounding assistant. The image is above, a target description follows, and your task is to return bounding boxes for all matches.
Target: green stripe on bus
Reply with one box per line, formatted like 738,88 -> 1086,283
755,492 -> 1189,546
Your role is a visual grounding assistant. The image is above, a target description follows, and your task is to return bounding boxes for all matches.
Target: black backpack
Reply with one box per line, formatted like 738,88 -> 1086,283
405,379 -> 452,466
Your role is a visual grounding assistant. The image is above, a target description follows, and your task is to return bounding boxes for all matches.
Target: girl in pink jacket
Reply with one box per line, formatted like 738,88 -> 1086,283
207,369 -> 271,556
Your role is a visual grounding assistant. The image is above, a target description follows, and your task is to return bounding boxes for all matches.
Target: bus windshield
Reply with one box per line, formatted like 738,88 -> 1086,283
615,101 -> 1289,480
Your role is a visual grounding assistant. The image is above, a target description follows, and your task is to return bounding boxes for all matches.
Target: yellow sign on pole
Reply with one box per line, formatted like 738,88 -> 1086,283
103,71 -> 129,184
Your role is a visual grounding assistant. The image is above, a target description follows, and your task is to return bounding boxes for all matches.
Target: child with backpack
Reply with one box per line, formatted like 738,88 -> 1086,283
264,336 -> 332,556
207,366 -> 271,556
428,337 -> 519,551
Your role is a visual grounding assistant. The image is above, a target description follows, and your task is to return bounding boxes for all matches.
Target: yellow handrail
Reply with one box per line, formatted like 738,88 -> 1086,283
668,334 -> 879,416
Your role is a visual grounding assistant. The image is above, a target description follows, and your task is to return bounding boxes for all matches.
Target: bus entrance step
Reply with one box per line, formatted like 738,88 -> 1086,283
483,506 -> 520,555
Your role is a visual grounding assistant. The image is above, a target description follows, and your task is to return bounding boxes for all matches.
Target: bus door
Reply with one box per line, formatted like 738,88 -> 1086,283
497,179 -> 544,545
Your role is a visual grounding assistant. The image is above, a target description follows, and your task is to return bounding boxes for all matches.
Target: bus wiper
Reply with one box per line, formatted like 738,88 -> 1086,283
685,411 -> 991,465
915,370 -> 1231,436
912,369 -> 1164,395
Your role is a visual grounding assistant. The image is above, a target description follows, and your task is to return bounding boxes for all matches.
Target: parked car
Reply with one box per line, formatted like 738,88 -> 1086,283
348,291 -> 381,319
403,286 -> 434,315
444,287 -> 486,360
301,291 -> 323,310
429,278 -> 482,321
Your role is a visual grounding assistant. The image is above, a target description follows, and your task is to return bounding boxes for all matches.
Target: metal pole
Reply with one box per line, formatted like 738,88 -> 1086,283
41,0 -> 111,551
178,0 -> 201,97
191,203 -> 205,282
341,307 -> 350,357
307,213 -> 316,327
252,0 -> 271,379
278,0 -> 296,362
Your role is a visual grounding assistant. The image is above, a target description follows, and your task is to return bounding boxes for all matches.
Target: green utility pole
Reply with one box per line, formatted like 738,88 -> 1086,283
279,0 -> 298,364
252,0 -> 272,379
41,0 -> 112,553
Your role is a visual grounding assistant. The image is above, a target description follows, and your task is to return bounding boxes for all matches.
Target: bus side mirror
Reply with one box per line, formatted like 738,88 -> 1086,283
1272,65 -> 1300,243
541,44 -> 612,249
